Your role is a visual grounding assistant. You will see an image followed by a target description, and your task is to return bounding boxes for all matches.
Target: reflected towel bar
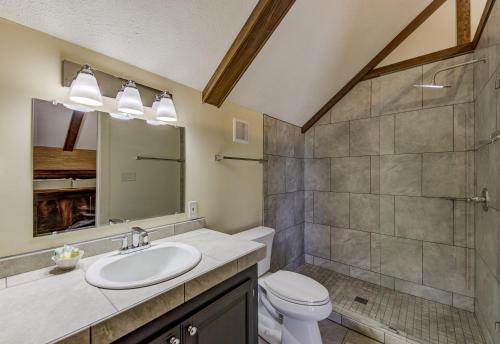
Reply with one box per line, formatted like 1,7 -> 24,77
215,154 -> 267,163
136,155 -> 184,162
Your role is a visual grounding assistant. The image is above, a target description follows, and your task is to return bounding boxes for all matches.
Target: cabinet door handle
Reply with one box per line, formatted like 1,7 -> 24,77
168,336 -> 180,344
187,325 -> 198,336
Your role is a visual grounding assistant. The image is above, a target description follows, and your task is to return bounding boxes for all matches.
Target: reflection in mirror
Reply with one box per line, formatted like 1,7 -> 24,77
32,99 -> 185,237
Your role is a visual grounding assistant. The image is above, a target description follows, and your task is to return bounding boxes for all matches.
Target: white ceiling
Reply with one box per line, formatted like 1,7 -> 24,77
228,0 -> 433,125
1,0 -> 435,126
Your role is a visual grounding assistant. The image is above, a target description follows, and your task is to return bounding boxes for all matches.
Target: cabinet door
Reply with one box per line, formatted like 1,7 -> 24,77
182,280 -> 256,344
148,324 -> 181,344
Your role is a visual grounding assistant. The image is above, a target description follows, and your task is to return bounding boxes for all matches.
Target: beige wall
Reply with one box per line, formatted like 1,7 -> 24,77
0,18 -> 263,257
379,0 -> 487,67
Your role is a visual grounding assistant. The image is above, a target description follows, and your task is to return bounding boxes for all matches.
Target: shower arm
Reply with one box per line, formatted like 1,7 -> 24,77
431,58 -> 487,85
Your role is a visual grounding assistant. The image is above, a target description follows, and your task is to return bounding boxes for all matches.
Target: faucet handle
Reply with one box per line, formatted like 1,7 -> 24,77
112,236 -> 129,250
142,230 -> 157,245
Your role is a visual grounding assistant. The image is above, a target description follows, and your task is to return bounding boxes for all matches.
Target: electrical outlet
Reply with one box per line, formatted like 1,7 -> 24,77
188,201 -> 198,218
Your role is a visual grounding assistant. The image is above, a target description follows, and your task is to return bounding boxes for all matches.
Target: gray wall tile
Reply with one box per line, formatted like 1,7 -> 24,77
304,191 -> 313,223
380,154 -> 422,196
371,66 -> 423,116
286,224 -> 304,264
276,120 -> 295,157
422,152 -> 466,198
394,279 -> 452,305
305,158 -> 330,191
370,156 -> 380,194
266,155 -> 286,195
423,242 -> 474,296
371,233 -> 381,272
276,193 -> 295,231
314,122 -> 349,158
331,156 -> 370,193
476,142 -> 500,210
350,266 -> 381,285
293,191 -> 305,224
305,223 -> 331,259
381,235 -> 423,283
453,201 -> 468,247
475,254 -> 500,344
285,158 -> 303,192
350,117 -> 380,156
380,115 -> 395,154
475,75 -> 497,148
331,227 -> 370,269
453,102 -> 474,151
331,80 -> 371,123
395,106 -> 453,154
270,229 -> 286,271
422,54 -> 474,107
314,192 -> 349,228
313,256 -> 350,275
381,275 -> 395,289
475,206 -> 500,281
293,126 -> 305,158
395,196 -> 453,244
316,109 -> 331,125
452,293 -> 474,312
305,129 -> 314,158
380,195 -> 395,235
264,115 -> 277,155
350,193 -> 380,232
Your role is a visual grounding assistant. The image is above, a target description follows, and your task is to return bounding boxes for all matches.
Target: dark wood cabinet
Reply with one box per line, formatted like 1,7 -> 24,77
181,280 -> 255,344
115,265 -> 258,344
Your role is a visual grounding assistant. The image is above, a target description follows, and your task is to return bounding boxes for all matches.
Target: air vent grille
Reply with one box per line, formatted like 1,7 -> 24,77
233,118 -> 249,144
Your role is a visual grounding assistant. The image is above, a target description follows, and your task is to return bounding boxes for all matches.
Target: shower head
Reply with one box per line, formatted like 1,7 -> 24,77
413,58 -> 487,90
413,83 -> 451,89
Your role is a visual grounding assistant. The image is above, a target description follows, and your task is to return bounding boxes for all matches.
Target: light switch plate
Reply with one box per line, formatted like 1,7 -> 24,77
188,201 -> 198,218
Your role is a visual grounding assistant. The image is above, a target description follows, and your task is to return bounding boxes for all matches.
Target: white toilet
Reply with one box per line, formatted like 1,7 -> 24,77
234,227 -> 332,344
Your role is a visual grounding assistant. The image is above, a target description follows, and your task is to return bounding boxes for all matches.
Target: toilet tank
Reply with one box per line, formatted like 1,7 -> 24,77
233,226 -> 275,277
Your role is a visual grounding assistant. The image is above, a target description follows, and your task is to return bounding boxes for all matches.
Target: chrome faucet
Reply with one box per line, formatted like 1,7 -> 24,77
112,227 -> 153,254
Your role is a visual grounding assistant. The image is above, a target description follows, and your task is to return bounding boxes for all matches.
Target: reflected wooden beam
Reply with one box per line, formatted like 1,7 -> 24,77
302,0 -> 447,133
202,0 -> 296,107
456,0 -> 471,44
63,111 -> 84,151
363,43 -> 474,80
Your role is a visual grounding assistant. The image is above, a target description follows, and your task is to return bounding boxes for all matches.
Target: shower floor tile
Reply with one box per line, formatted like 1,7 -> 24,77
293,264 -> 485,344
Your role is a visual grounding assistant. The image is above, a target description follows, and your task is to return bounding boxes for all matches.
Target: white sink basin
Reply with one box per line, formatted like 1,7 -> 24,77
85,242 -> 202,289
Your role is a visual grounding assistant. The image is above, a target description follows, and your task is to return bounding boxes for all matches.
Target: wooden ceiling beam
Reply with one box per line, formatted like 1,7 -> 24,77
63,111 -> 84,151
456,0 -> 471,44
472,0 -> 496,48
301,0 -> 447,133
363,43 -> 474,81
202,0 -> 296,107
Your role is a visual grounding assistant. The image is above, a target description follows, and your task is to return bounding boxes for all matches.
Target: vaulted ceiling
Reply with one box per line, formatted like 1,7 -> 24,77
0,0 -> 479,126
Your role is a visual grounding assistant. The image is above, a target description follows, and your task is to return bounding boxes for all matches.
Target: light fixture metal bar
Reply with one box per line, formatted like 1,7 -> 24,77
215,154 -> 267,163
136,155 -> 184,162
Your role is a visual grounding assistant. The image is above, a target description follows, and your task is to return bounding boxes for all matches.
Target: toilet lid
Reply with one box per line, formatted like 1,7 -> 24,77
263,270 -> 330,306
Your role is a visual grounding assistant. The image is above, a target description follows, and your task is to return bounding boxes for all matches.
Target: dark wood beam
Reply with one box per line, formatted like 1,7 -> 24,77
456,0 -> 471,44
472,0 -> 496,48
63,111 -> 84,151
202,0 -> 296,107
302,0 -> 446,133
363,43 -> 474,81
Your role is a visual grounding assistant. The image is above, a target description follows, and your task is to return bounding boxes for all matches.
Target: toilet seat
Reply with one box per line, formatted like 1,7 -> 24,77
262,270 -> 330,306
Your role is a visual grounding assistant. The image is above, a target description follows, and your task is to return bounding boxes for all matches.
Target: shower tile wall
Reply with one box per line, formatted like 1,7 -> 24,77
263,116 -> 305,271
473,1 -> 500,343
304,54 -> 477,312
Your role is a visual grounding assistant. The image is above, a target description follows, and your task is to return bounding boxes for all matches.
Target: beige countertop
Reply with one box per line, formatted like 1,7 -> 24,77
0,229 -> 265,344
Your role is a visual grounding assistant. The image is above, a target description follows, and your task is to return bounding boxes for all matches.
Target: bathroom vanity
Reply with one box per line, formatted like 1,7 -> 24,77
0,229 -> 266,343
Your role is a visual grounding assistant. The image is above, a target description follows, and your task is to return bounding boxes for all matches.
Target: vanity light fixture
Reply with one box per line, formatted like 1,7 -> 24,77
117,80 -> 144,115
110,112 -> 133,120
155,91 -> 177,122
146,119 -> 167,126
69,64 -> 103,107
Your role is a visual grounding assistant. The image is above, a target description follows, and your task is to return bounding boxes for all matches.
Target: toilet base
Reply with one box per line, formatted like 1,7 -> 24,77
282,317 -> 322,344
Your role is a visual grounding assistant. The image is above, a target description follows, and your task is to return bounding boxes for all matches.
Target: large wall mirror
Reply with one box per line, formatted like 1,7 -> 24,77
32,99 -> 185,237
